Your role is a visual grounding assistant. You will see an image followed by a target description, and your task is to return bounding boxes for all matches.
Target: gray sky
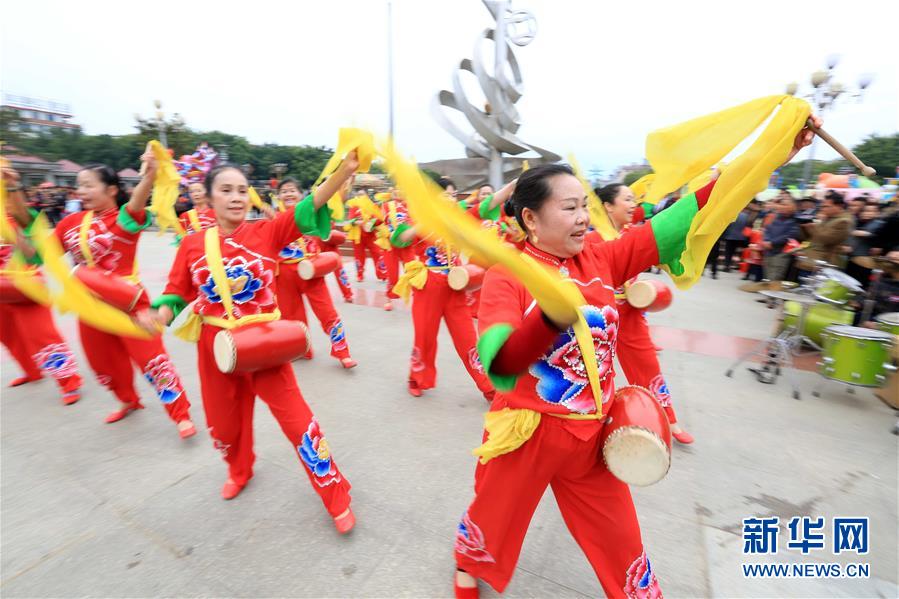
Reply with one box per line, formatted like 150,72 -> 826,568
2,0 -> 897,176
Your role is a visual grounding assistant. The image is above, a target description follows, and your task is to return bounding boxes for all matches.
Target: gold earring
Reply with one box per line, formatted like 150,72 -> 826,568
532,232 -> 539,245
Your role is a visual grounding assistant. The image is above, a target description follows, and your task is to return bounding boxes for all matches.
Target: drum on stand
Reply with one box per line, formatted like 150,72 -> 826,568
875,313 -> 899,336
813,268 -> 862,305
818,325 -> 896,387
601,385 -> 672,487
297,252 -> 342,281
780,301 -> 854,347
213,320 -> 310,373
626,280 -> 672,312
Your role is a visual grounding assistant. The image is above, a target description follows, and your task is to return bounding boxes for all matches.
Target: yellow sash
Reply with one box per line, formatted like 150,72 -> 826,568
187,209 -> 203,233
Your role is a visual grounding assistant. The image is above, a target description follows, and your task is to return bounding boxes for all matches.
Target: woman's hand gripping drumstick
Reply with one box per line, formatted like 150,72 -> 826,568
134,306 -> 172,334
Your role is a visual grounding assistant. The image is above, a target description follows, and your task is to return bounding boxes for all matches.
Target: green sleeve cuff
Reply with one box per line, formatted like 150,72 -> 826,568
118,205 -> 153,233
390,222 -> 414,248
151,294 -> 188,319
478,196 -> 501,221
477,323 -> 519,392
16,210 -> 42,265
294,194 -> 331,238
649,194 -> 699,276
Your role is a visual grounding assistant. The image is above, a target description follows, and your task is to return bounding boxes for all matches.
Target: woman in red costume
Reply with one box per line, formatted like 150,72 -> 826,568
452,117 -> 818,597
1,167 -> 82,404
137,155 -> 358,532
12,154 -> 196,437
596,182 -> 693,444
275,177 -> 357,368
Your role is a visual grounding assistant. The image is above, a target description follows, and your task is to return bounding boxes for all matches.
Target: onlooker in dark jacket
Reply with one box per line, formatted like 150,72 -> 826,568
762,197 -> 801,282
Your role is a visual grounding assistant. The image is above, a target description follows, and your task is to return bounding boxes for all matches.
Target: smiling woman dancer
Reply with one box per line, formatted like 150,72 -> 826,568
8,152 -> 197,436
137,153 -> 359,533
596,182 -> 694,444
452,117 -> 819,597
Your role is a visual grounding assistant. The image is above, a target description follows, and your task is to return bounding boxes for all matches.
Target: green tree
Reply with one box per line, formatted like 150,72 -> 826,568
623,167 -> 652,186
852,133 -> 899,183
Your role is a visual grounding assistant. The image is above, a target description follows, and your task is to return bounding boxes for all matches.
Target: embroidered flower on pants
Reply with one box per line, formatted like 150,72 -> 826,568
455,511 -> 495,563
143,354 -> 182,404
297,418 -> 342,487
33,343 -> 78,379
623,550 -> 662,599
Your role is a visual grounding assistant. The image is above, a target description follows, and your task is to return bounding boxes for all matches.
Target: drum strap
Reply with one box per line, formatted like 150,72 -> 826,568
187,209 -> 202,233
204,227 -> 236,321
79,211 -> 96,267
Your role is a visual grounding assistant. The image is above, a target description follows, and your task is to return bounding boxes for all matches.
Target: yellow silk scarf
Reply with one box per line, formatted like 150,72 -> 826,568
146,140 -> 186,236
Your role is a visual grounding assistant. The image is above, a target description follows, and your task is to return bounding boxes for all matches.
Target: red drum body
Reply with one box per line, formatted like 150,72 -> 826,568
0,276 -> 35,304
73,266 -> 148,313
325,230 -> 347,246
626,279 -> 672,312
447,264 -> 486,291
213,320 -> 310,373
297,251 -> 341,281
601,385 -> 672,486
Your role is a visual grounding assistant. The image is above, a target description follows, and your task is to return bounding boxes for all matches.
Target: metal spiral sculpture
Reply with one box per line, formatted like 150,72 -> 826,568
431,0 -> 560,187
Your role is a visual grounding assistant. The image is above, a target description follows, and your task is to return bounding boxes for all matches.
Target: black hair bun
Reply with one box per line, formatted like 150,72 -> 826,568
503,198 -> 515,217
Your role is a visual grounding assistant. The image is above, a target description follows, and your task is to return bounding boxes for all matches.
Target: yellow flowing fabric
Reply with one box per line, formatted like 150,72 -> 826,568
29,214 -> 153,338
314,128 -> 375,188
146,140 -> 186,236
629,173 -> 656,204
186,209 -> 202,233
78,212 -> 96,267
569,153 -> 617,242
644,95 -> 809,288
248,187 -> 266,211
173,227 -> 280,342
0,186 -> 52,305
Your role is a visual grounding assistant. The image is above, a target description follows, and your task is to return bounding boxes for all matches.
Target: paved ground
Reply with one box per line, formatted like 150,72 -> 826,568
2,233 -> 897,598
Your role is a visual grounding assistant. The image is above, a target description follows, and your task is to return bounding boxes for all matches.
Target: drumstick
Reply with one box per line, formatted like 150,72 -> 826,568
806,119 -> 876,177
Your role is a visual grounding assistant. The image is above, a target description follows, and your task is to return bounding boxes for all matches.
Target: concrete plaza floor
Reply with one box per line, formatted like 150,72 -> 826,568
1,233 -> 897,598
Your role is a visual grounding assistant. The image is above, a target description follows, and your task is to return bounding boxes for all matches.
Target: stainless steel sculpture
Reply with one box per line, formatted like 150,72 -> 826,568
431,0 -> 560,188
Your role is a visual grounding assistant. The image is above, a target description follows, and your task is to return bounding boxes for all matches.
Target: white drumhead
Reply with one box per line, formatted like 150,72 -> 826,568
297,260 -> 315,280
447,267 -> 469,291
825,324 -> 892,342
603,427 -> 670,486
626,281 -> 656,309
213,330 -> 237,373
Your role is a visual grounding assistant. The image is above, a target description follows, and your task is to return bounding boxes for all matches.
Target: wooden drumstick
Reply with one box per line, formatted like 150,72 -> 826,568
806,118 -> 876,177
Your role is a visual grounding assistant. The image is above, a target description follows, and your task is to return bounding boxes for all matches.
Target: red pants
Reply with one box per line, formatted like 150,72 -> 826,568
196,326 -> 352,516
409,272 -> 493,395
384,245 -> 416,300
276,264 -> 351,360
318,240 -> 354,301
78,321 -> 191,423
455,417 -> 661,597
616,304 -> 678,423
352,231 -> 386,281
0,302 -> 81,394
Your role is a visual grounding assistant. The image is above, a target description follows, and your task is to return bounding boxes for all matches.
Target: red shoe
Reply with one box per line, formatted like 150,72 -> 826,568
62,389 -> 81,405
221,479 -> 245,500
384,300 -> 394,311
178,420 -> 197,439
299,348 -> 314,360
10,374 -> 42,387
333,508 -> 356,534
654,345 -> 664,352
672,429 -> 695,445
105,402 -> 143,423
408,381 -> 422,397
454,576 -> 479,599
340,357 -> 358,369
344,295 -> 354,304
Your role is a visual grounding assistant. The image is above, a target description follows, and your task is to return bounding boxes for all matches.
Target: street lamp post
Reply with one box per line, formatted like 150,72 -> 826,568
786,56 -> 871,189
154,99 -> 168,148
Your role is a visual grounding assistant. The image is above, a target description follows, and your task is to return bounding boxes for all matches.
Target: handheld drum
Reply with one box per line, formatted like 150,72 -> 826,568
625,280 -> 672,312
0,277 -> 35,304
601,385 -> 672,486
447,264 -> 486,292
325,230 -> 347,246
297,252 -> 341,281
73,266 -> 148,313
213,320 -> 310,374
